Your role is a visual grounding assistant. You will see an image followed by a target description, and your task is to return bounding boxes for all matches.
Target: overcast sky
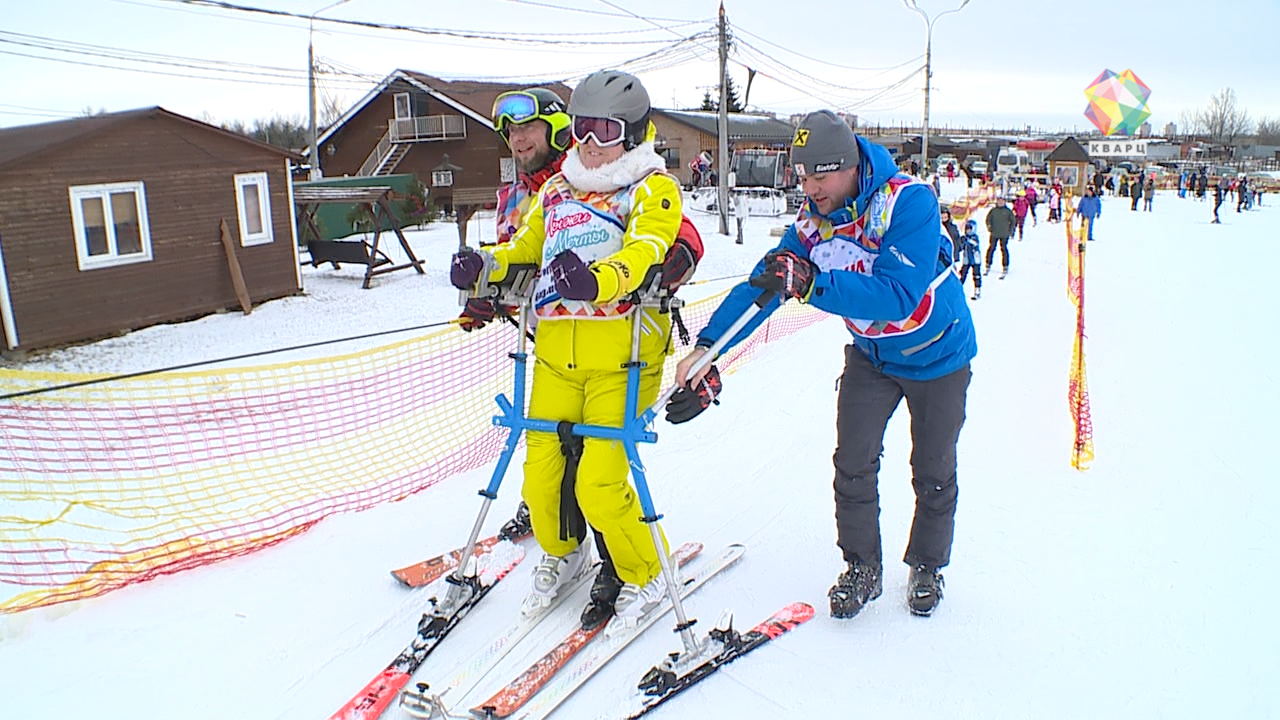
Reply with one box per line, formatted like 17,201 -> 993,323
3,0 -> 1278,134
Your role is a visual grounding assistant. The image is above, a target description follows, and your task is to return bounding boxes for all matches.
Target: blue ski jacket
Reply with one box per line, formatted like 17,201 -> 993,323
696,136 -> 977,381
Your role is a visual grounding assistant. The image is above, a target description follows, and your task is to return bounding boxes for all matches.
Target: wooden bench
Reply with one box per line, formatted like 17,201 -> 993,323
306,238 -> 392,268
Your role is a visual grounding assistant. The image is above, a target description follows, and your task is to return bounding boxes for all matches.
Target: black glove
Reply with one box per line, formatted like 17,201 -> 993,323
660,239 -> 697,290
458,298 -> 496,332
665,365 -> 722,424
450,248 -> 486,290
748,250 -> 816,300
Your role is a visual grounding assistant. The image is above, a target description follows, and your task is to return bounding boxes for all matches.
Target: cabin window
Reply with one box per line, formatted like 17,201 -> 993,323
431,170 -> 454,187
394,92 -> 412,120
657,146 -> 680,170
68,181 -> 152,271
235,172 -> 274,247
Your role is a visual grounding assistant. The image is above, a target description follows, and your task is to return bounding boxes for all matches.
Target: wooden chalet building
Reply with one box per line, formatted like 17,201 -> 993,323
649,109 -> 797,186
1046,137 -> 1093,195
314,71 -> 571,221
0,107 -> 302,354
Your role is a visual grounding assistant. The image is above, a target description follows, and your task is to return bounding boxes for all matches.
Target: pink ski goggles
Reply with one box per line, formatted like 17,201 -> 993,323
571,116 -> 626,147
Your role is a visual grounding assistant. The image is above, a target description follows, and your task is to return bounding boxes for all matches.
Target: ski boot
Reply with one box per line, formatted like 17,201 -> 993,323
498,502 -> 532,541
828,560 -> 882,619
580,561 -> 624,630
908,564 -> 945,617
521,544 -> 589,617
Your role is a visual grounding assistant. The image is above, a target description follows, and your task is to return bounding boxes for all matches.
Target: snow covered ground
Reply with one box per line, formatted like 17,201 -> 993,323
2,180 -> 1276,719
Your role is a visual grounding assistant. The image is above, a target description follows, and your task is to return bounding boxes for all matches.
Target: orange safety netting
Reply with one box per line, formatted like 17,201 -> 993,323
0,291 -> 825,614
1062,199 -> 1095,470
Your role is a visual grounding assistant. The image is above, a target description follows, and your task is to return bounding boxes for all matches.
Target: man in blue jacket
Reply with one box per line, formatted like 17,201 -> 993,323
666,110 -> 977,619
1076,185 -> 1101,240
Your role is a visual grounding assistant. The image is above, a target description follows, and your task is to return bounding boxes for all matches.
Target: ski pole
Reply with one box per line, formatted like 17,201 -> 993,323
643,286 -> 780,420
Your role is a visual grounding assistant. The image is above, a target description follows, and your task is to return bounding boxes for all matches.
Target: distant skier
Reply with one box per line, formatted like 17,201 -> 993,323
1012,190 -> 1031,241
1076,185 -> 1102,240
984,196 -> 1015,275
959,219 -> 983,300
669,110 -> 976,620
1047,181 -> 1063,223
940,204 -> 961,261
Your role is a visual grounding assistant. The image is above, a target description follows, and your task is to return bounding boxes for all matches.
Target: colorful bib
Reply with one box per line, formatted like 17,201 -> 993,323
796,175 -> 948,338
532,174 -> 635,321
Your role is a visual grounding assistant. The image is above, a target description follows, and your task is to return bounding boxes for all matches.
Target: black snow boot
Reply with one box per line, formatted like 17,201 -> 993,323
828,560 -> 882,619
908,564 -> 945,617
498,501 -> 532,541
580,561 -> 624,630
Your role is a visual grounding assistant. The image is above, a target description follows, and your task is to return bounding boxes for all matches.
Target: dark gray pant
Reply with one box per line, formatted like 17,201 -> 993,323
832,346 -> 971,569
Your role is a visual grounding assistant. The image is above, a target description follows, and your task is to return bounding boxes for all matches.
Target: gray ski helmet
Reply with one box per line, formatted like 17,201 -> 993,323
569,70 -> 651,149
791,110 -> 860,177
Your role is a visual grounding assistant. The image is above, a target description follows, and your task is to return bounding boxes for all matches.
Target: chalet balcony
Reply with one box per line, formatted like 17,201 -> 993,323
388,115 -> 466,143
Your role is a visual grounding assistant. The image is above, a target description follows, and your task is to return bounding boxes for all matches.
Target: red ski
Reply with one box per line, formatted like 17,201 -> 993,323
470,543 -> 741,719
623,601 -> 816,719
391,535 -> 522,588
392,508 -> 532,588
331,544 -> 525,720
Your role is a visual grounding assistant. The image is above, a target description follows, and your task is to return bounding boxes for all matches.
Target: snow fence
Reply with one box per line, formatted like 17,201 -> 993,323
0,293 -> 825,614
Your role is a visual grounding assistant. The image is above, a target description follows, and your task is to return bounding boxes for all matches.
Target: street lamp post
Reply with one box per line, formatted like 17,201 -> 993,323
903,0 -> 969,179
308,0 -> 351,181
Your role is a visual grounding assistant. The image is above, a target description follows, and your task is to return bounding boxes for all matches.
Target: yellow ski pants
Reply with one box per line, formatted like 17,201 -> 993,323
522,357 -> 668,586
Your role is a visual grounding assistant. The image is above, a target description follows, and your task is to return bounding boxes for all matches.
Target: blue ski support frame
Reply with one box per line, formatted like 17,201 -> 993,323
449,266 -> 779,654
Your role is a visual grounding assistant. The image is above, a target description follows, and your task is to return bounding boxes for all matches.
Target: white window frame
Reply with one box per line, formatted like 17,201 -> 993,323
431,170 -> 454,187
394,92 -> 412,121
68,180 -> 153,271
234,171 -> 274,247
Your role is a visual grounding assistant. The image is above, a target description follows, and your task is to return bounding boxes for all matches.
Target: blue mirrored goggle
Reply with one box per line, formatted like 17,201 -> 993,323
492,92 -> 539,132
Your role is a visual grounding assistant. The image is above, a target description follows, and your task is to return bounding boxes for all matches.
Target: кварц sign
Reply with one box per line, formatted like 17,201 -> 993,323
1087,140 -> 1148,157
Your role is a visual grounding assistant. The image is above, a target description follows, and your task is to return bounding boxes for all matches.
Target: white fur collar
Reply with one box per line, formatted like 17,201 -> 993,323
561,141 -> 666,193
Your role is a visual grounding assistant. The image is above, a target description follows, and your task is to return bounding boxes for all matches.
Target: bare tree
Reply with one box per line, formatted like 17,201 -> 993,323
1256,116 -> 1280,145
320,90 -> 345,129
1177,108 -> 1203,138
1196,87 -> 1252,144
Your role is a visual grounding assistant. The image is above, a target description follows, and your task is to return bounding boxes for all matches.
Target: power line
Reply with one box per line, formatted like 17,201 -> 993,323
733,23 -> 922,73
498,0 -> 700,23
159,0 -> 698,45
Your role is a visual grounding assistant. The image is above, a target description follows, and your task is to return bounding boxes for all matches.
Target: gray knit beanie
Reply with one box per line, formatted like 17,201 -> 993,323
791,110 -> 860,177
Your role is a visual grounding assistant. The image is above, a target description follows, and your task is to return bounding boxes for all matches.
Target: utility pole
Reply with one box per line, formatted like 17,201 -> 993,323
308,0 -> 352,181
716,2 -> 730,235
903,0 -> 969,179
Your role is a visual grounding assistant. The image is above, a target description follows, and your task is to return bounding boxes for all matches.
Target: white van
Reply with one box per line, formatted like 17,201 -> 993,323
996,147 -> 1030,175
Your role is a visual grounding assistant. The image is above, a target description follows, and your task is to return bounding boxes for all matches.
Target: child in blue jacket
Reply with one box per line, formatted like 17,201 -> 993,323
959,219 -> 982,299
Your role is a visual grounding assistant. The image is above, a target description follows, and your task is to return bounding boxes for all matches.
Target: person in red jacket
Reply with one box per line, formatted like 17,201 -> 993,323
1012,190 -> 1031,241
